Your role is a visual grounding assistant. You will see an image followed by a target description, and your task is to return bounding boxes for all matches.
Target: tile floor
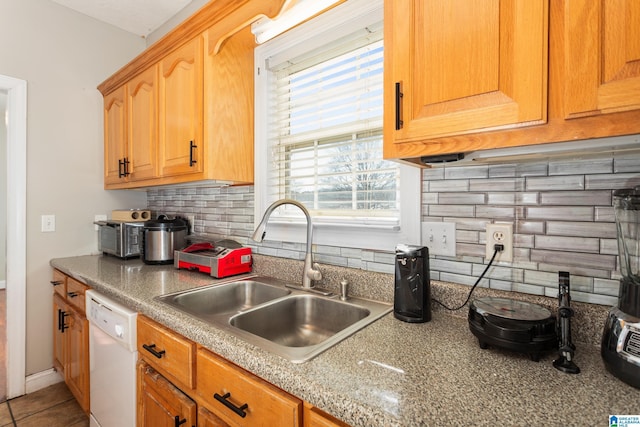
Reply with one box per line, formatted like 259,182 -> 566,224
0,382 -> 88,427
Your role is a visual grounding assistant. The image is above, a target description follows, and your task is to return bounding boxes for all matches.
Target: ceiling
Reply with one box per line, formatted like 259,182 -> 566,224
50,0 -> 194,38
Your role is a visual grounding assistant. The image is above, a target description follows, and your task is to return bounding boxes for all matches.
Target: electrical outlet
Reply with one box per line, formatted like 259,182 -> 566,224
421,221 -> 456,256
485,222 -> 513,262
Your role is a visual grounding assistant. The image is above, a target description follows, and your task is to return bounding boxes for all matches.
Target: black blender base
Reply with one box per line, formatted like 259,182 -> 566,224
602,350 -> 640,389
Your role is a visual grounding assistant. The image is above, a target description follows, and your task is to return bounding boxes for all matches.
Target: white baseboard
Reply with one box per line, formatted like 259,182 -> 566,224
25,368 -> 63,394
0,280 -> 5,290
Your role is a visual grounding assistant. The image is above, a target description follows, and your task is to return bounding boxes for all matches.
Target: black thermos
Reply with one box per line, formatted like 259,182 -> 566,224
394,244 -> 431,323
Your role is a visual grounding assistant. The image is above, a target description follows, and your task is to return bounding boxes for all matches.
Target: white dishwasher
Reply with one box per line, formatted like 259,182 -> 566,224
86,290 -> 138,427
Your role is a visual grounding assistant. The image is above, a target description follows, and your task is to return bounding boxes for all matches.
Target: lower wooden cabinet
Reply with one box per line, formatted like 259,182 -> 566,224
51,270 -> 90,414
198,406 -> 229,427
196,347 -> 302,427
137,361 -> 197,427
135,315 -> 347,427
303,403 -> 350,427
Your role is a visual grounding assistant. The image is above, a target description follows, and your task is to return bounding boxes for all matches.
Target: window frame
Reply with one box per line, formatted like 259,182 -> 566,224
254,0 -> 421,250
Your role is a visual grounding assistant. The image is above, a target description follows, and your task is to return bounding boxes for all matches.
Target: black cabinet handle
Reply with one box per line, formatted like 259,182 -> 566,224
189,140 -> 197,167
395,81 -> 403,130
118,158 -> 125,178
174,415 -> 186,427
123,157 -> 130,177
50,280 -> 63,287
59,310 -> 69,333
142,343 -> 166,359
214,392 -> 248,418
67,292 -> 78,298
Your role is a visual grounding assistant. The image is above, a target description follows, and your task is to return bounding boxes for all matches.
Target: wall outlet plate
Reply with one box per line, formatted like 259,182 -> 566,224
421,221 -> 456,256
486,222 -> 513,262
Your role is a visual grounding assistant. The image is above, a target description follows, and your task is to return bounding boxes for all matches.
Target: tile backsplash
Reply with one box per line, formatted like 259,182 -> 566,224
147,152 -> 640,306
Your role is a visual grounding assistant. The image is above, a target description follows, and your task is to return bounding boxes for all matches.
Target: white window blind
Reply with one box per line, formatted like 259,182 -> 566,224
265,22 -> 400,224
254,0 -> 421,250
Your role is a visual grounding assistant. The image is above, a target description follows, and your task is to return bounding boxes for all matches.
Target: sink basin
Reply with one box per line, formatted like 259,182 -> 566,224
230,295 -> 370,347
157,279 -> 291,317
156,276 -> 392,363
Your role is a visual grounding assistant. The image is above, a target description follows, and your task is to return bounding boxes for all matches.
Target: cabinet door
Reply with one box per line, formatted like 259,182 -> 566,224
198,406 -> 230,427
137,361 -> 197,427
104,86 -> 127,184
158,37 -> 204,177
303,403 -> 349,427
386,0 -> 548,144
563,0 -> 640,118
65,307 -> 90,414
127,65 -> 159,181
203,26 -> 255,183
52,294 -> 66,373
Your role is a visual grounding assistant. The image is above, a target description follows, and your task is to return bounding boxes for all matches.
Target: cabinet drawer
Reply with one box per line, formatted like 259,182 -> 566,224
66,277 -> 89,314
197,347 -> 302,427
51,269 -> 67,297
137,315 -> 196,389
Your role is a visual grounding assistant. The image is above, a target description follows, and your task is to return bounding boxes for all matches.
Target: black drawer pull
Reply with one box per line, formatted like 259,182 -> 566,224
67,292 -> 79,298
142,343 -> 166,359
174,415 -> 186,427
50,280 -> 63,286
214,392 -> 248,418
189,140 -> 197,167
395,81 -> 403,130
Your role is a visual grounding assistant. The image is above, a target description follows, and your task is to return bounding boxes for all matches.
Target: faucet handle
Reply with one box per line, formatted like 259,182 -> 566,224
307,263 -> 322,281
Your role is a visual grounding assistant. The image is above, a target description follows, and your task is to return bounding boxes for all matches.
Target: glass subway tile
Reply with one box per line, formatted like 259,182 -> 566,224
526,175 -> 585,191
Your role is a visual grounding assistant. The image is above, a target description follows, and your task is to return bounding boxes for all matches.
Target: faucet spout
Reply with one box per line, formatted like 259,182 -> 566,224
252,199 -> 322,288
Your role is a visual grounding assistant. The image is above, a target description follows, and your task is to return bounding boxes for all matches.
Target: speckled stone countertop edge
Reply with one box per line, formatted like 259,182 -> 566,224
50,255 -> 639,427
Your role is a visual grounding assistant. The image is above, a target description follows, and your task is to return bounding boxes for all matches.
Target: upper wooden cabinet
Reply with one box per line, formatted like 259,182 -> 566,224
103,86 -> 127,185
387,0 -> 548,142
563,0 -> 640,119
384,0 -> 640,163
98,0 -> 288,189
158,37 -> 204,178
127,65 -> 159,181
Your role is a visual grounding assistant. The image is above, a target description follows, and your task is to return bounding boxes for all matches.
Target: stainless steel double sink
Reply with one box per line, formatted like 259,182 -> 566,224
156,276 -> 391,363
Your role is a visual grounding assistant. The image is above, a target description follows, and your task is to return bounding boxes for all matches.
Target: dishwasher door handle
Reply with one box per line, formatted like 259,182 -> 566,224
142,343 -> 166,359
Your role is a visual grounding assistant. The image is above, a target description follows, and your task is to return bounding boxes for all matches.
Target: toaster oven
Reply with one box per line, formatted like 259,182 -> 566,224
95,220 -> 144,259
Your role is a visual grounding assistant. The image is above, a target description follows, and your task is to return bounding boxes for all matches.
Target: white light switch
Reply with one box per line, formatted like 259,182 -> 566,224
421,221 -> 456,256
41,214 -> 56,232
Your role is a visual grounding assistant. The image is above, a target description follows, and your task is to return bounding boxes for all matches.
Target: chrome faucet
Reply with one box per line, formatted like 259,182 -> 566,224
252,199 -> 322,289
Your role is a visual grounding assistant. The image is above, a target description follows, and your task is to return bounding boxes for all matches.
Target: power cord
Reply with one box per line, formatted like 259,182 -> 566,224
432,244 -> 504,311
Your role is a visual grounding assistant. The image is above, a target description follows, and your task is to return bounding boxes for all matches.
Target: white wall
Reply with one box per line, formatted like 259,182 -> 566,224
0,91 -> 6,283
0,0 -> 147,375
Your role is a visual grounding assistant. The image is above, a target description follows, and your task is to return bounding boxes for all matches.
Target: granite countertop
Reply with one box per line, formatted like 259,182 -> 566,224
51,255 -> 640,426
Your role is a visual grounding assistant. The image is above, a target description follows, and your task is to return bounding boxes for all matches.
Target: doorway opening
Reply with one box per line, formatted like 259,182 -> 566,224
0,74 -> 27,399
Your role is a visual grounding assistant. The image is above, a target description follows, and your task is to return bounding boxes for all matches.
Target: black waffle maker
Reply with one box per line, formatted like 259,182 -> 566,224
469,297 -> 557,361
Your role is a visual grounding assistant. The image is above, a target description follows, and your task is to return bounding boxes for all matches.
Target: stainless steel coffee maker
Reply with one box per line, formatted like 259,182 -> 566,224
602,186 -> 640,389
